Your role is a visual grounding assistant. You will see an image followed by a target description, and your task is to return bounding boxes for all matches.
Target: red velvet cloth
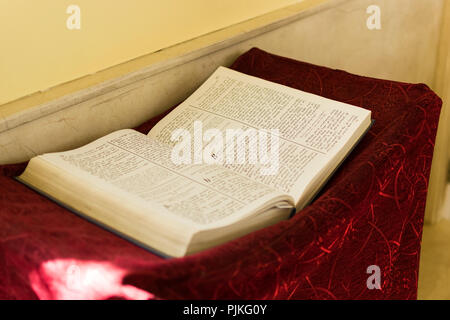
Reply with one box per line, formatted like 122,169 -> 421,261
0,48 -> 442,300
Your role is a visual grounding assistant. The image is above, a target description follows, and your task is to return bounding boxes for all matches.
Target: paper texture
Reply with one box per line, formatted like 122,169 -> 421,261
41,129 -> 287,227
148,67 -> 371,202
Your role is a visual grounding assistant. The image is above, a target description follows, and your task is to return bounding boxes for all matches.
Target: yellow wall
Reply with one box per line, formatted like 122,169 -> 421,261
426,0 -> 450,223
0,0 -> 298,105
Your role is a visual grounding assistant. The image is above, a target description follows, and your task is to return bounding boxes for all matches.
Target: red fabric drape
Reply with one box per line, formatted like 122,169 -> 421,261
0,48 -> 442,299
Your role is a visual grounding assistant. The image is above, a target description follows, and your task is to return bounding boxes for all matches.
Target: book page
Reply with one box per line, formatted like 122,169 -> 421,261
148,67 -> 371,203
40,129 -> 290,228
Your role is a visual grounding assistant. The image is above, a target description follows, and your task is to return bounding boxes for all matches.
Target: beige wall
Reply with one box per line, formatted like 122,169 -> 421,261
427,0 -> 450,222
0,0 -> 299,105
254,0 -> 443,86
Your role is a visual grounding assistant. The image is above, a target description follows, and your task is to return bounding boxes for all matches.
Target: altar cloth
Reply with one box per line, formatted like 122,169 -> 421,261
0,48 -> 442,299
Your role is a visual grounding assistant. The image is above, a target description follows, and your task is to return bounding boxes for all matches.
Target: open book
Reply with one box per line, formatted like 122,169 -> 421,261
18,67 -> 372,257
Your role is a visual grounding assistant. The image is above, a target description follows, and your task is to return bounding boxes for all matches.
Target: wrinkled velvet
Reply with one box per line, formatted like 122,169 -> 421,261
0,48 -> 442,300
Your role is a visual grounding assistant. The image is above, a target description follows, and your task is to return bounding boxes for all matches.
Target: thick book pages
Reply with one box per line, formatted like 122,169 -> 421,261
148,67 -> 372,209
18,66 -> 371,257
